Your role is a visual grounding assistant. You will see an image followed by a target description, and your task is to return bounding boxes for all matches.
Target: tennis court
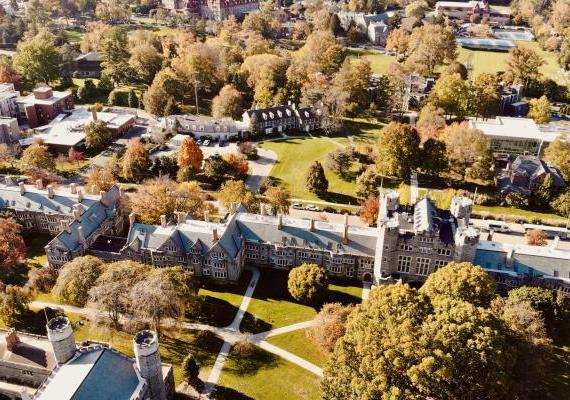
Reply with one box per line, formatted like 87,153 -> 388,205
494,29 -> 534,41
457,38 -> 516,51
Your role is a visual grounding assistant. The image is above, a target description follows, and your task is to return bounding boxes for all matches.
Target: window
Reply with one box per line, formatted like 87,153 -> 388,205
346,266 -> 355,277
203,268 -> 211,276
329,264 -> 343,274
213,269 -> 227,279
553,270 -> 559,277
417,236 -> 433,243
276,250 -> 287,257
397,255 -> 412,273
416,258 -> 430,275
434,260 -> 448,270
437,248 -> 452,256
418,247 -> 431,254
247,253 -> 259,259
247,243 -> 259,251
399,244 -> 413,251
275,258 -> 288,266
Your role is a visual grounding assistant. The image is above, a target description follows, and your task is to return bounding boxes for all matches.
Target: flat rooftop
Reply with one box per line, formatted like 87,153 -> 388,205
469,117 -> 561,142
0,330 -> 56,370
16,91 -> 70,106
477,240 -> 570,260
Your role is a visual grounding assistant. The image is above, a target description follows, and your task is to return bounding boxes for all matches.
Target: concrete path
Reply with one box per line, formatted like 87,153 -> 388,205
251,320 -> 317,342
245,148 -> 277,193
254,340 -> 323,377
362,282 -> 371,301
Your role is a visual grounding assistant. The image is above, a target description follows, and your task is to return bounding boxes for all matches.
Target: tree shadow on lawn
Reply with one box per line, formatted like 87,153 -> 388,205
224,345 -> 280,376
322,191 -> 358,206
159,331 -> 224,370
239,311 -> 272,334
14,307 -> 65,335
325,277 -> 362,306
211,386 -> 255,400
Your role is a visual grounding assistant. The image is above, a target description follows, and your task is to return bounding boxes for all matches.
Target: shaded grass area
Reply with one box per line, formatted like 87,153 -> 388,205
215,345 -> 321,400
473,205 -> 568,225
544,345 -> 570,400
188,271 -> 251,327
23,232 -> 54,268
266,328 -> 329,368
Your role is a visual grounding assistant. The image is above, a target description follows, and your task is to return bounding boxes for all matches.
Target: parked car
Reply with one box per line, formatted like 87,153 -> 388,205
196,139 -> 203,145
306,205 -> 321,212
203,140 -> 211,146
323,207 -> 336,213
485,221 -> 510,233
291,203 -> 303,210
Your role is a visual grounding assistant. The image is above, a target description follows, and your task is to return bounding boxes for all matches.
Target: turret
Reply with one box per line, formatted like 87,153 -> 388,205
133,330 -> 166,400
450,196 -> 473,224
46,316 -> 76,365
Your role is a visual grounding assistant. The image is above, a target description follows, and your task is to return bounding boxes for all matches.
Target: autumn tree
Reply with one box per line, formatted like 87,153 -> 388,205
505,46 -> 544,86
305,161 -> 329,196
0,285 -> 30,327
128,43 -> 163,84
122,138 -> 151,182
420,138 -> 448,178
177,137 -> 203,171
544,136 -> 570,181
218,180 -> 258,211
406,24 -> 456,76
129,266 -> 196,334
264,185 -> 291,215
526,229 -> 547,246
13,31 -> 62,85
528,95 -> 552,124
22,142 -> 55,171
428,73 -> 472,119
376,122 -> 421,179
332,58 -> 372,114
405,0 -> 429,18
385,28 -> 410,53
0,218 -> 26,278
52,256 -> 106,307
441,123 -> 492,180
26,266 -> 57,293
306,303 -> 353,352
85,120 -> 112,150
473,73 -> 501,119
326,148 -> 353,180
359,196 -> 379,225
288,263 -> 329,305
85,165 -> 116,194
551,190 -> 570,217
355,166 -> 381,199
89,260 -> 151,328
211,84 -> 244,119
416,104 -> 446,140
130,177 -> 208,224
223,153 -> 249,180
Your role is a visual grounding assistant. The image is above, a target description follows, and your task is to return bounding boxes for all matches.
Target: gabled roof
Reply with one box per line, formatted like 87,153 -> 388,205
74,51 -> 101,63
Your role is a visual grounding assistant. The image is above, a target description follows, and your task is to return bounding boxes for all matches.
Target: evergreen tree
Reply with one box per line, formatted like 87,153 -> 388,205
305,161 -> 329,196
531,174 -> 556,209
356,166 -> 381,199
182,354 -> 200,384
107,90 -> 119,106
164,96 -> 180,116
128,89 -> 139,109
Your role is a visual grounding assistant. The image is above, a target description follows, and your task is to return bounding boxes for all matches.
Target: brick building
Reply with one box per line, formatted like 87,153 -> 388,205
15,87 -> 74,128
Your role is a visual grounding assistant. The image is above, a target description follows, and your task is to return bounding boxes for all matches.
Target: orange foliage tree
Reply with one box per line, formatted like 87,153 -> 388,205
0,217 -> 26,272
177,137 -> 204,171
359,196 -> 379,225
526,229 -> 547,246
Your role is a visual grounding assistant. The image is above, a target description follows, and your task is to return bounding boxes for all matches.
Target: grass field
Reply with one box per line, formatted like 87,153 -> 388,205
266,329 -> 329,368
216,346 -> 321,400
349,49 -> 397,74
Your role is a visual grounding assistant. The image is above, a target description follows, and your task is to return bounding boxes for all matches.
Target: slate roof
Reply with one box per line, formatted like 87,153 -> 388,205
244,105 -> 297,121
36,348 -> 143,400
497,155 -> 566,194
74,51 -> 101,63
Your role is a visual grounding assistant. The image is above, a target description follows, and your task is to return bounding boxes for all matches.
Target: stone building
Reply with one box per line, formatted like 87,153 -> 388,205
435,0 -> 511,24
0,317 -> 174,400
242,104 -> 321,135
161,0 -> 259,20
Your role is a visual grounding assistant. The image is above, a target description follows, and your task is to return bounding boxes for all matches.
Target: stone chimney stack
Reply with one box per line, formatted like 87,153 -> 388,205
4,176 -> 14,186
69,183 -> 77,194
5,329 -> 20,351
77,226 -> 86,245
73,204 -> 82,220
277,214 -> 283,229
19,182 -> 25,195
160,215 -> 167,227
133,331 -> 166,400
342,214 -> 349,244
99,190 -> 107,206
77,189 -> 84,203
91,107 -> 98,121
46,316 -> 76,365
47,185 -> 55,199
175,211 -> 186,224
212,228 -> 219,242
204,210 -> 210,222
35,179 -> 43,190
310,219 -> 315,232
260,204 -> 265,216
129,212 -> 136,226
60,220 -> 71,234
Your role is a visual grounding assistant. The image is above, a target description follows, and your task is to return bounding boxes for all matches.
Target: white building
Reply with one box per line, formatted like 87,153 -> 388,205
0,83 -> 18,118
469,117 -> 561,157
161,115 -> 247,141
0,116 -> 19,144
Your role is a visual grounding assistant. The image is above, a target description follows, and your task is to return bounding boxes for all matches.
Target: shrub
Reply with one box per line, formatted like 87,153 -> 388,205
182,353 -> 200,384
232,340 -> 256,358
26,267 -> 58,293
287,263 -> 329,305
306,303 -> 353,352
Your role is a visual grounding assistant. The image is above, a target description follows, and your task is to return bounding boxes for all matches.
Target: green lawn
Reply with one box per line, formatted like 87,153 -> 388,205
473,205 -> 568,225
329,278 -> 362,302
216,345 -> 321,400
240,269 -> 317,333
348,48 -> 397,75
267,329 -> 329,368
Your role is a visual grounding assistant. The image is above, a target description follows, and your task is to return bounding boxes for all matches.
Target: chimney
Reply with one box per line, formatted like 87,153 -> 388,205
212,228 -> 219,242
19,182 -> 25,195
69,183 -> 77,194
77,226 -> 86,244
73,204 -> 82,220
260,204 -> 266,216
229,202 -> 236,214
204,210 -> 210,222
342,214 -> 349,244
277,214 -> 283,229
91,107 -> 98,121
5,329 -> 20,352
160,215 -> 167,227
60,220 -> 71,234
99,191 -> 107,206
310,219 -> 315,232
77,189 -> 84,203
129,212 -> 136,225
47,185 -> 55,199
35,179 -> 43,190
176,211 -> 186,224
4,176 -> 14,186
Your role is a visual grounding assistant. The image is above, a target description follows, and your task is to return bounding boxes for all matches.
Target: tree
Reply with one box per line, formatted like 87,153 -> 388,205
129,177 -> 208,224
288,263 -> 329,305
52,256 -> 106,306
128,89 -> 139,109
544,136 -> 570,181
326,148 -> 353,180
203,154 -> 232,186
406,24 -> 456,76
223,153 -> 249,180
182,354 -> 200,384
332,58 -> 372,114
85,166 -> 116,193
177,137 -> 203,171
550,189 -> 570,217
26,266 -> 57,293
531,173 -> 556,209
122,138 -> 151,182
405,0 -> 429,18
528,95 -> 552,124
218,180 -> 258,211
13,32 -> 62,85
0,217 -> 26,277
505,46 -> 544,86
212,84 -> 244,119
129,266 -> 196,333
264,185 -> 291,215
85,120 -> 112,150
385,28 -> 410,53
420,138 -> 448,178
526,229 -> 547,246
376,123 -> 421,179
420,262 -> 496,307
505,191 -> 530,208
143,82 -> 170,116
22,142 -> 55,171
473,73 -> 501,119
305,161 -> 329,196
164,97 -> 181,116
442,61 -> 469,80
322,283 -> 515,400
238,142 -> 258,160
416,103 -> 446,140
129,43 -> 163,84
441,123 -> 491,179
107,90 -> 119,106
355,166 -> 381,199
306,303 -> 354,352
0,286 -> 30,326
428,73 -> 472,119
89,260 -> 150,328
359,196 -> 379,225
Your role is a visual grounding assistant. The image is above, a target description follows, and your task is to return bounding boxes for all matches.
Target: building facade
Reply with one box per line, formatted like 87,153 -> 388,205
15,87 -> 74,128
161,0 -> 259,20
73,51 -> 102,78
0,83 -> 18,118
435,0 -> 511,24
0,117 -> 19,144
242,104 -> 321,135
